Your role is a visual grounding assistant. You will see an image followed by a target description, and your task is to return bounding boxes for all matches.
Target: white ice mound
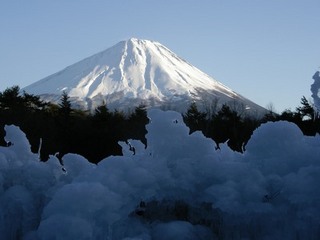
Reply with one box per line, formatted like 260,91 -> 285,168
0,110 -> 319,239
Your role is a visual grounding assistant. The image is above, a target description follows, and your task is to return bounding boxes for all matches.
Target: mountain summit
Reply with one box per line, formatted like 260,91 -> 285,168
24,38 -> 264,113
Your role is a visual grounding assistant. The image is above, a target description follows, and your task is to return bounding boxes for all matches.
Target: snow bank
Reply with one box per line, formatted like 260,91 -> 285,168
0,109 -> 320,239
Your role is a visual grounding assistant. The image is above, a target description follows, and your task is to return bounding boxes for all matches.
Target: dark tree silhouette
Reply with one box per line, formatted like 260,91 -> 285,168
183,102 -> 207,134
296,96 -> 314,120
1,83 -> 319,163
0,85 -> 23,109
127,104 -> 149,146
58,91 -> 72,118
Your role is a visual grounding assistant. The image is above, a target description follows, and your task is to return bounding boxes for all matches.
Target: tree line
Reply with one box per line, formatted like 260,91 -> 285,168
0,86 -> 148,164
183,97 -> 320,152
1,85 -> 319,163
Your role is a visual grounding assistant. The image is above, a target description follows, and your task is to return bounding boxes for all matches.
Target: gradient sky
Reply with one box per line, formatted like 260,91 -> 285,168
1,0 -> 319,112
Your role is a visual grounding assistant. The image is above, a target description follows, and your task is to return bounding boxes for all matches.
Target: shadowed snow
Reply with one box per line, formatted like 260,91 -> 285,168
0,109 -> 319,239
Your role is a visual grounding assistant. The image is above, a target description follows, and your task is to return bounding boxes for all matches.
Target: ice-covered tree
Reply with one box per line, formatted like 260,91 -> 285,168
311,71 -> 320,113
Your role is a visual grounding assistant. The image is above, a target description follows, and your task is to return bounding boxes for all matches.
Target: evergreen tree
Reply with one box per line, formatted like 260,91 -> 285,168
112,109 -> 125,122
208,104 -> 245,151
279,109 -> 302,122
58,91 -> 72,118
210,104 -> 234,147
296,96 -> 314,120
0,86 -> 23,109
183,102 -> 207,133
127,104 -> 149,145
93,102 -> 112,123
22,91 -> 46,110
130,104 -> 148,121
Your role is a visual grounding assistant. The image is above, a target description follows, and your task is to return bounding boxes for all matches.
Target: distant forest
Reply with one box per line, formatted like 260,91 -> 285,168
0,86 -> 319,163
183,97 -> 320,152
0,86 -> 148,163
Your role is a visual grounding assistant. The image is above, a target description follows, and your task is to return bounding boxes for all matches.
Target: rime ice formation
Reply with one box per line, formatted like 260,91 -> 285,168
0,109 -> 320,239
23,38 -> 265,113
311,71 -> 320,112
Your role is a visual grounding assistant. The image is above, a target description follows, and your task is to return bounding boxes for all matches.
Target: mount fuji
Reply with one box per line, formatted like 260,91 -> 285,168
23,38 -> 265,113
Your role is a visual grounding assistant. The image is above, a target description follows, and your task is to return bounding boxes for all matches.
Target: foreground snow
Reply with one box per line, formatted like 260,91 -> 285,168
0,109 -> 320,239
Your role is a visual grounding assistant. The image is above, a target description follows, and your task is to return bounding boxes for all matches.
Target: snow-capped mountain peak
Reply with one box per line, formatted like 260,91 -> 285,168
23,38 -> 264,113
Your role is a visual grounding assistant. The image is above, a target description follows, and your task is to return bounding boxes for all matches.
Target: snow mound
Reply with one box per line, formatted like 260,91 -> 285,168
0,110 -> 320,239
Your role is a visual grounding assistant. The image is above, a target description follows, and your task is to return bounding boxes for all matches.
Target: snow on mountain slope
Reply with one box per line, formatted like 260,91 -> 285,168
23,38 -> 265,113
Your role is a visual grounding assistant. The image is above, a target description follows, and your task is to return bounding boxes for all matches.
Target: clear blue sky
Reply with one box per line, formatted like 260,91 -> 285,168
1,0 -> 319,112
